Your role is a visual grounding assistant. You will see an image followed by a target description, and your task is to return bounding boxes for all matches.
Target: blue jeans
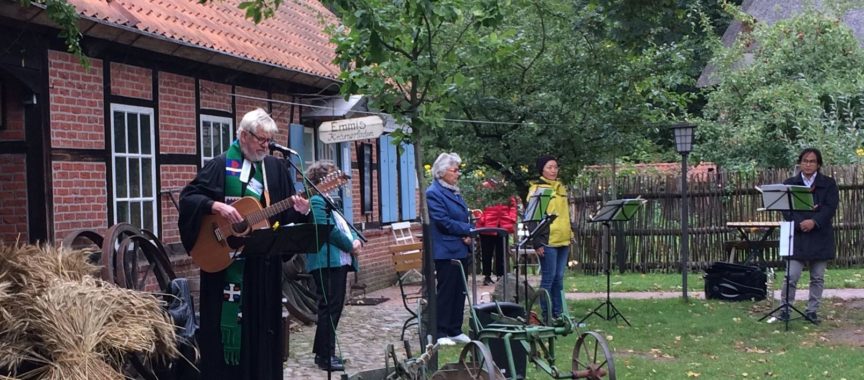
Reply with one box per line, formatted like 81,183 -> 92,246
538,245 -> 570,318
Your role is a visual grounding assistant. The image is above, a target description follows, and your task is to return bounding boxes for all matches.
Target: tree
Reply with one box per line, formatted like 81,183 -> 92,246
699,11 -> 864,169
19,0 -> 86,65
425,0 -> 724,198
323,0 -> 507,357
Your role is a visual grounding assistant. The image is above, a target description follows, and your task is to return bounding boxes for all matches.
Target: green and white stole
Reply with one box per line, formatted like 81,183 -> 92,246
220,141 -> 266,365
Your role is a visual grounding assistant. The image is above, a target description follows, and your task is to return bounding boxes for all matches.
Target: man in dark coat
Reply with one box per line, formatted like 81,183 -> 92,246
780,148 -> 839,324
178,108 -> 310,379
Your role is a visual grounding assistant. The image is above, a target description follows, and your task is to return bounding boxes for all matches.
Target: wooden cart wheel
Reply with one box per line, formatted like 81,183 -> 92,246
458,340 -> 505,380
572,331 -> 616,380
281,254 -> 318,324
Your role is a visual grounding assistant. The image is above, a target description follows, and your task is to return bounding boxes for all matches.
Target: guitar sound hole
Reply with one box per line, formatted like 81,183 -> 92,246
232,221 -> 249,234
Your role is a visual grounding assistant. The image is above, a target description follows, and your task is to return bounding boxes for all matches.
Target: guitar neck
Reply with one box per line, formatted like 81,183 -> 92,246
246,196 -> 299,226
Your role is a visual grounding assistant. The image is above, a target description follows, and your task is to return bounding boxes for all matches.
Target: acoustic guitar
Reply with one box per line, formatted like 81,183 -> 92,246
191,171 -> 349,273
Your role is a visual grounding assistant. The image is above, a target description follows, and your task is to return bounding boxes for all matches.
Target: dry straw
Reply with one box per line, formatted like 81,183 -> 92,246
0,242 -> 178,379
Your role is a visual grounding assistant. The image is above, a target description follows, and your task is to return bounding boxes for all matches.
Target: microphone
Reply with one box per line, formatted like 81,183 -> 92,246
268,141 -> 299,156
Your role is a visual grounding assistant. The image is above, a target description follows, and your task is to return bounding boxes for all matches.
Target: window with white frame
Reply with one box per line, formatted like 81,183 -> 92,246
201,114 -> 233,165
110,104 -> 157,234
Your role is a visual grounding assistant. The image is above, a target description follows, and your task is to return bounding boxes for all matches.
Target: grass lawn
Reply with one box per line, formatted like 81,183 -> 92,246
565,267 -> 864,293
435,268 -> 864,379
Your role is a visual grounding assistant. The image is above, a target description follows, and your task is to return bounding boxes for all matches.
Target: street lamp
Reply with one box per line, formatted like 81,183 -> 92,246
672,123 -> 695,301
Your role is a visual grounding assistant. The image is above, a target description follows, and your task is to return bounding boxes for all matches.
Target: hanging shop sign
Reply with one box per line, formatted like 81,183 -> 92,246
319,115 -> 384,143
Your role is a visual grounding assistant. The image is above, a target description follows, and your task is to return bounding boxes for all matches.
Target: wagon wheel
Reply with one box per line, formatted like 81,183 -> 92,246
458,340 -> 505,380
100,223 -> 145,284
108,226 -> 179,380
115,234 -> 176,293
282,254 -> 318,324
61,229 -> 104,264
572,331 -> 616,380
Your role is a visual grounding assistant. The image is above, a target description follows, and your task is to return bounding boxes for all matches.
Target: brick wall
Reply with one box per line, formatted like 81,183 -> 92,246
51,162 -> 108,242
160,165 -> 198,246
159,72 -> 197,155
110,62 -> 152,100
270,93 -> 295,144
352,223 -> 422,292
234,86 -> 269,126
0,155 -> 28,243
199,80 -> 232,112
48,50 -> 104,149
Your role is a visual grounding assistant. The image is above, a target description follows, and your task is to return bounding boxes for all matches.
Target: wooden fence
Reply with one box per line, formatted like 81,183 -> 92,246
570,164 -> 864,273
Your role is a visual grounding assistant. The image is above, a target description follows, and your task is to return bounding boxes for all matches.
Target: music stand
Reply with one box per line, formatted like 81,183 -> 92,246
242,224 -> 332,258
755,185 -> 817,329
515,214 -> 557,308
578,198 -> 645,327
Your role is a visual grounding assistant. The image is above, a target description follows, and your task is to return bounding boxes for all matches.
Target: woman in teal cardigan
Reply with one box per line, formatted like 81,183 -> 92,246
303,161 -> 362,372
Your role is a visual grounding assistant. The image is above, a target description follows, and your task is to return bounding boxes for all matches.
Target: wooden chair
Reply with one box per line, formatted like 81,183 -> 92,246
390,242 -> 424,340
391,221 -> 417,245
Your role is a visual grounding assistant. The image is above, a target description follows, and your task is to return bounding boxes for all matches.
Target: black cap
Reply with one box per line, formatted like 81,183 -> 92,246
536,155 -> 557,175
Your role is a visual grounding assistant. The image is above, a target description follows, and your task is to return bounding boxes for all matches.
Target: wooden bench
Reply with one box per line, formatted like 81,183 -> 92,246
389,242 -> 424,341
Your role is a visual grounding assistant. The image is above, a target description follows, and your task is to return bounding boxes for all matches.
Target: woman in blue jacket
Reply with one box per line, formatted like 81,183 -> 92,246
426,152 -> 474,346
304,161 -> 362,371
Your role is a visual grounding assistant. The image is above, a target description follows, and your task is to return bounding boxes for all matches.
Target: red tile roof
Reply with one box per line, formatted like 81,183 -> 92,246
67,0 -> 341,86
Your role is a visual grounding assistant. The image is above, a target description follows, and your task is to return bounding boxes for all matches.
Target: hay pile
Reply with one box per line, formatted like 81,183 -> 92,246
0,242 -> 178,379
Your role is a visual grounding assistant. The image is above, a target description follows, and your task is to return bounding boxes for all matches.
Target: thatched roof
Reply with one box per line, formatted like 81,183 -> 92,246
697,0 -> 864,87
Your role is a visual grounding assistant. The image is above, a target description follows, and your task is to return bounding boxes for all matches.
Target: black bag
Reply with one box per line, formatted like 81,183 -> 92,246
704,262 -> 767,301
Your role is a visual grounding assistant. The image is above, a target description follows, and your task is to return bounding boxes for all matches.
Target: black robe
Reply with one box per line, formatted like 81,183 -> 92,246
178,154 -> 307,380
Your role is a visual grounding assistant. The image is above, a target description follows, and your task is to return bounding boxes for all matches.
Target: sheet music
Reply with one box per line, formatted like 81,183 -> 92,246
779,221 -> 794,257
756,184 -> 812,211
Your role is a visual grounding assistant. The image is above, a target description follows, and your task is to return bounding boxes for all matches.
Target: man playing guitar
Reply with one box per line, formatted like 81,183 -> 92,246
178,108 -> 310,380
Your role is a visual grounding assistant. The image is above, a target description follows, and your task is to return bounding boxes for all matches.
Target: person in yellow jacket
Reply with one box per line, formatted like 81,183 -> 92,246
526,155 -> 573,321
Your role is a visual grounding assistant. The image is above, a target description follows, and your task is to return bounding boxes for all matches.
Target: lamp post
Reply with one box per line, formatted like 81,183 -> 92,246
672,123 -> 695,301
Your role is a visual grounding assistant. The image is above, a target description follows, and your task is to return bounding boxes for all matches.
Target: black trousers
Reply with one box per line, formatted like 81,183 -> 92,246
435,257 -> 469,339
311,265 -> 349,357
480,234 -> 506,277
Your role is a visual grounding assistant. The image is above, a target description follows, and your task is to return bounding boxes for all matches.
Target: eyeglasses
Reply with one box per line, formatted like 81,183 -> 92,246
801,159 -> 819,165
447,168 -> 462,174
246,130 -> 272,146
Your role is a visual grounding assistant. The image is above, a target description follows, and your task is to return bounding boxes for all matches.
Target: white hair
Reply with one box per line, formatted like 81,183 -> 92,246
432,152 -> 461,179
238,108 -> 277,135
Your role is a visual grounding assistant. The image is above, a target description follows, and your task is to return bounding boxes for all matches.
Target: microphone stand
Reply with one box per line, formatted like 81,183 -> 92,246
516,214 -> 556,316
276,151 -> 364,377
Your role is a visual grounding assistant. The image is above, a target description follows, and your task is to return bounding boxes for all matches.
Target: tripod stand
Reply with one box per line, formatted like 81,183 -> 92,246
579,221 -> 629,326
754,184 -> 817,330
758,222 -> 817,329
578,198 -> 643,326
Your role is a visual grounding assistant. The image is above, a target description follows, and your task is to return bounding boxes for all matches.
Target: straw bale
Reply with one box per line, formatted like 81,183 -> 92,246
0,243 -> 98,295
0,242 -> 179,379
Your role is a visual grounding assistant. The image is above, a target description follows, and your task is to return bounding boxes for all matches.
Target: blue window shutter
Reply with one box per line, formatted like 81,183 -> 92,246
379,135 -> 398,223
289,124 -> 305,193
340,142 -> 353,223
400,143 -> 417,220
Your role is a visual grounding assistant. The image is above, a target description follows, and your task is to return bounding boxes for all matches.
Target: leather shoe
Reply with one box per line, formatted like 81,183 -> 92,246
777,310 -> 790,322
315,355 -> 345,371
805,311 -> 820,325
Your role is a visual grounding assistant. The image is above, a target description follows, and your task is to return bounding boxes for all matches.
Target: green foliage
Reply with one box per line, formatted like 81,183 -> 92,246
456,172 -> 519,211
20,0 -> 87,67
426,0 -> 728,197
700,10 -> 864,168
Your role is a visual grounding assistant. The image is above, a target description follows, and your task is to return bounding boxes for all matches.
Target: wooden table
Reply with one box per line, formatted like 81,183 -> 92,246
725,221 -> 782,265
